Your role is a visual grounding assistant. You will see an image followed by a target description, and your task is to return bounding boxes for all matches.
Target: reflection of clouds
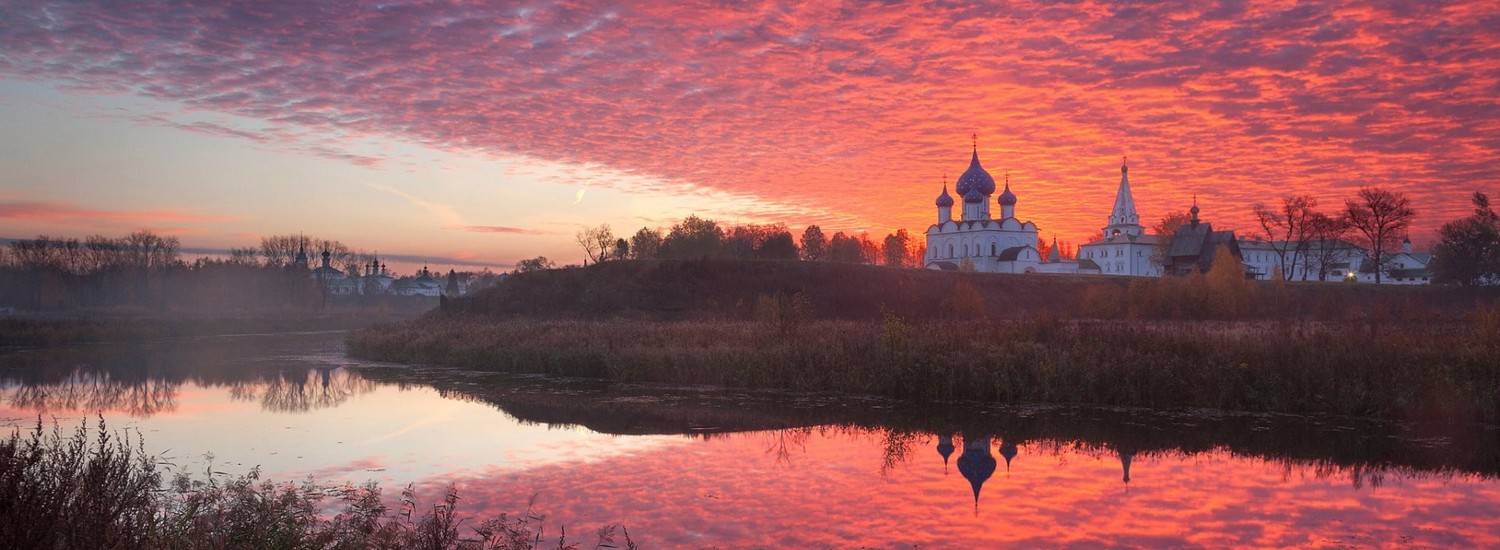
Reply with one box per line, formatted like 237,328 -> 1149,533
6,371 -> 178,417
418,428 -> 1500,548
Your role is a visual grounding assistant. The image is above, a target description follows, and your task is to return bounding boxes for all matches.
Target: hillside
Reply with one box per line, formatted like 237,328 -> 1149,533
440,259 -> 1499,321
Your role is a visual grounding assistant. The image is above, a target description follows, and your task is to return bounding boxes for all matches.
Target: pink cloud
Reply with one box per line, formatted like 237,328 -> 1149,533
1,1 -> 1496,241
456,225 -> 544,235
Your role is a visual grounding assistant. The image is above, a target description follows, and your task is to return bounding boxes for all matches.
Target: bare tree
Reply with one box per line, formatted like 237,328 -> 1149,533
121,230 -> 180,269
311,239 -> 352,269
1253,195 -> 1316,280
1345,187 -> 1416,284
227,247 -> 261,266
259,235 -> 310,267
575,224 -> 614,264
1303,212 -> 1353,281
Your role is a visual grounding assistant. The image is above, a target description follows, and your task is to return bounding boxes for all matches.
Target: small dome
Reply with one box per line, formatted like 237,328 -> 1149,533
1190,203 -> 1200,216
963,186 -> 985,203
936,185 -> 954,207
998,182 -> 1017,206
954,148 -> 997,197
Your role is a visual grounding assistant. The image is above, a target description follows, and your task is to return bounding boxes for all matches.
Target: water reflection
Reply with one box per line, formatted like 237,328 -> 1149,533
0,334 -> 374,416
0,334 -> 1497,547
355,364 -> 1500,483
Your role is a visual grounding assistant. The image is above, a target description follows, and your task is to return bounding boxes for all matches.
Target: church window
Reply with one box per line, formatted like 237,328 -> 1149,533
991,243 -> 996,256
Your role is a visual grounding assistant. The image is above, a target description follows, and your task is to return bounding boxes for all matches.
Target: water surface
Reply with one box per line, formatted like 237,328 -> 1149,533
2,332 -> 1496,548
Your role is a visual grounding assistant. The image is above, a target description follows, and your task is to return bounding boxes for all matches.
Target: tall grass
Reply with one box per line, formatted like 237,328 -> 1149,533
0,417 -> 631,550
348,314 -> 1500,423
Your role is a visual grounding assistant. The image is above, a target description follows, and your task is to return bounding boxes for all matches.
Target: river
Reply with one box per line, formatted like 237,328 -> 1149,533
2,331 -> 1497,548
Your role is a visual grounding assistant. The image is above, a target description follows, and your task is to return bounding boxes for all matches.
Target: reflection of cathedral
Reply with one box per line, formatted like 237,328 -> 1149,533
941,434 -> 1135,508
955,435 -> 997,509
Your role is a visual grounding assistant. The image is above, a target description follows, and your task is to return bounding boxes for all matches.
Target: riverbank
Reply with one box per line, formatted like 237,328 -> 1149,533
348,315 -> 1500,424
349,259 -> 1500,423
0,312 -> 419,347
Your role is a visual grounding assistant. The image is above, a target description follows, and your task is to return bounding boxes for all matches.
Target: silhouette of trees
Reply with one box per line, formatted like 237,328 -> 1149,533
611,238 -> 630,261
662,215 -> 724,259
1345,187 -> 1416,284
827,232 -> 864,263
575,224 -> 615,264
1431,192 -> 1500,286
514,256 -> 556,273
723,224 -> 798,259
757,229 -> 800,260
883,230 -> 912,267
628,227 -> 664,260
800,226 -> 827,261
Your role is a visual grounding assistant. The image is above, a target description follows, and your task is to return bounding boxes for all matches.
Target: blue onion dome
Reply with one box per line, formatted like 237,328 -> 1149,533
963,186 -> 984,203
936,184 -> 954,207
954,147 -> 997,197
998,181 -> 1017,206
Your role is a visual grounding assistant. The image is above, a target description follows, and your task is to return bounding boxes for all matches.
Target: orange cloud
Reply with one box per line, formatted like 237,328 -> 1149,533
3,1 -> 1496,244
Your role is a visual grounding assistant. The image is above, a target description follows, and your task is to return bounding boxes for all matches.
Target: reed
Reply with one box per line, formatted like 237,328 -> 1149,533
0,417 -> 630,550
348,314 -> 1500,423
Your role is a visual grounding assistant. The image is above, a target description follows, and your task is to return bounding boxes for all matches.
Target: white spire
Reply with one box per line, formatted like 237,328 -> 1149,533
1104,158 -> 1144,238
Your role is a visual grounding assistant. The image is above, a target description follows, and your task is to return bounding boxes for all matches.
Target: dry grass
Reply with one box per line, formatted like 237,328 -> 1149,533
0,417 -> 632,550
349,314 -> 1500,423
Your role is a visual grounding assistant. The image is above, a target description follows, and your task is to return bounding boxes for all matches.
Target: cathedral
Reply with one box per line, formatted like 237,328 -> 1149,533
923,140 -> 1043,273
924,140 -> 1160,277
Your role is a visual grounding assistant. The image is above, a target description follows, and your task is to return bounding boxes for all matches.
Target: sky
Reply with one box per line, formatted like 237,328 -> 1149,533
2,1 -> 1498,273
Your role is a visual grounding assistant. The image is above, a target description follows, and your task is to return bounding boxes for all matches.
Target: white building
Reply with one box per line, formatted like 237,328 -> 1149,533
924,143 -> 1042,273
1077,161 -> 1162,277
1239,238 -> 1367,282
1362,238 -> 1432,284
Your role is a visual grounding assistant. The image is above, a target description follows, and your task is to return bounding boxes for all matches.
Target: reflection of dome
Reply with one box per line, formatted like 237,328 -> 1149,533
937,434 -> 955,470
999,439 -> 1018,470
956,436 -> 996,509
936,185 -> 954,208
954,148 -> 996,197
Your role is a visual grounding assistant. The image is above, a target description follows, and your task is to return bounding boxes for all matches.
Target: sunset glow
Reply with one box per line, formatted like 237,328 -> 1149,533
3,1 -> 1498,270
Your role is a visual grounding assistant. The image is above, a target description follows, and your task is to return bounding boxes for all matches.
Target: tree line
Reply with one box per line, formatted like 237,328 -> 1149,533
539,216 -> 1077,274
524,216 -> 933,274
0,231 -> 501,313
